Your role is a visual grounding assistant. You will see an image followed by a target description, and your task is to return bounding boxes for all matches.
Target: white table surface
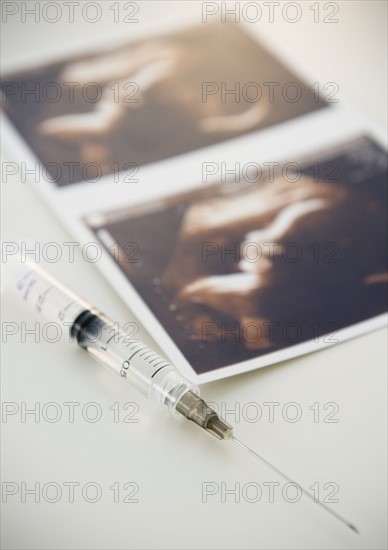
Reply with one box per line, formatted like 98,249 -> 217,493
1,2 -> 387,549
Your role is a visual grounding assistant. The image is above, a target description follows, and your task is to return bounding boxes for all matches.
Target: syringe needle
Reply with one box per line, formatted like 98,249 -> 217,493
232,436 -> 359,534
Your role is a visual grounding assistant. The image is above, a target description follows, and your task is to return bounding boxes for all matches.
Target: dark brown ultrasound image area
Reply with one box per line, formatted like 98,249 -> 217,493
88,137 -> 388,374
1,22 -> 327,186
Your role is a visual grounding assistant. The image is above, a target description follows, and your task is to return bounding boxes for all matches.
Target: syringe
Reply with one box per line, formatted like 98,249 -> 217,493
3,256 -> 358,533
4,256 -> 232,439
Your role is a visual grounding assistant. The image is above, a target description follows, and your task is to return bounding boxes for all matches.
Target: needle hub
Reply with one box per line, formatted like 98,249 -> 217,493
176,391 -> 233,440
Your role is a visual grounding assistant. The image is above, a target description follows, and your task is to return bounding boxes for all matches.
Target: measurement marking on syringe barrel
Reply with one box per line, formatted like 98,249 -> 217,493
24,278 -> 36,300
39,286 -> 54,302
149,359 -> 164,370
18,270 -> 33,287
151,364 -> 169,378
63,300 -> 75,312
105,333 -> 116,346
127,347 -> 147,362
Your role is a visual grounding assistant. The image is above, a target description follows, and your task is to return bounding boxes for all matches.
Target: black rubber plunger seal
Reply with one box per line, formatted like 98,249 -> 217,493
71,310 -> 100,348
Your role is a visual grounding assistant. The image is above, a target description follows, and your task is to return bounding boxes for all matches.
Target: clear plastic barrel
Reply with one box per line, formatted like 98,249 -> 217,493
3,256 -> 199,414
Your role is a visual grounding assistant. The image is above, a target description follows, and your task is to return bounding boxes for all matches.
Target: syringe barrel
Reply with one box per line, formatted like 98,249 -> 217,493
5,258 -> 199,414
70,309 -> 199,413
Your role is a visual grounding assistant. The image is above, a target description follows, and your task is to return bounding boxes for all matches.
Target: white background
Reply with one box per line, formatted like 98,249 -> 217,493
1,1 -> 387,549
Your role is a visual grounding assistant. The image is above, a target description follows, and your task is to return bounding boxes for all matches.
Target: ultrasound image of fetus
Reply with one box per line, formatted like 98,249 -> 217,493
2,22 -> 326,186
90,138 -> 388,373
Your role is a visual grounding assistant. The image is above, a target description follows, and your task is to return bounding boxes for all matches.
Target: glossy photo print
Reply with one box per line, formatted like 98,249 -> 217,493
87,136 -> 388,375
1,21 -> 327,187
